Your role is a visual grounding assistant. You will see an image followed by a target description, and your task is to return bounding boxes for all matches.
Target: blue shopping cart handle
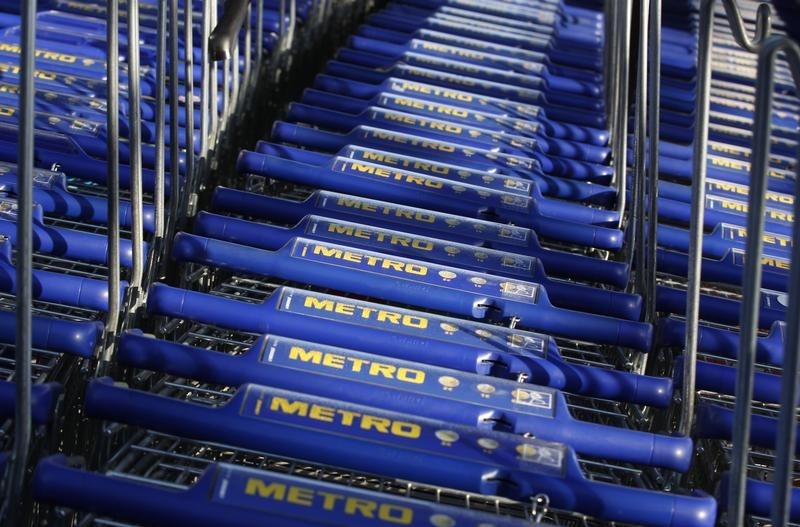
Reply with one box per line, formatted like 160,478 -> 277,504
656,246 -> 789,293
0,60 -> 200,128
119,330 -> 688,470
0,91 -> 199,151
283,103 -> 612,180
385,2 -> 604,48
0,381 -> 61,424
210,187 -> 630,288
345,33 -> 578,81
672,355 -> 785,405
656,223 -> 792,259
171,233 -> 651,350
694,400 -> 800,454
262,140 -> 618,223
656,316 -> 785,367
354,22 -> 603,74
285,101 -> 612,179
147,284 -> 666,405
334,44 -> 601,98
0,195 -> 139,268
392,0 -> 570,27
195,212 -> 640,319
0,238 -> 125,311
292,91 -> 611,164
268,122 -> 617,207
324,59 -> 605,113
314,72 -> 607,129
0,123 -> 174,194
237,151 -> 622,251
658,151 -> 795,196
360,16 -> 603,73
83,379 -> 715,527
301,85 -> 609,150
258,138 -> 616,207
717,473 -> 800,524
658,177 -> 795,212
33,455 -> 543,527
658,194 -> 794,236
0,164 -> 156,232
656,285 -> 786,330
0,309 -> 101,358
0,101 -> 187,172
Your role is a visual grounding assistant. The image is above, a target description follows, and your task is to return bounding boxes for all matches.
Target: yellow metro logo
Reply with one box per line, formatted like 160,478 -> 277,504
301,295 -> 429,329
307,243 -> 429,275
263,396 -> 422,439
244,479 -> 414,524
345,161 -> 445,189
395,81 -> 474,102
287,345 -> 426,384
325,223 -> 435,251
333,197 -> 437,223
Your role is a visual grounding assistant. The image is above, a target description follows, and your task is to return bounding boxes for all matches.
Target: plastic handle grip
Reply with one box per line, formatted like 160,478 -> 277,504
81,379 -> 715,527
301,88 -> 368,114
0,260 -> 122,312
0,381 -> 61,423
0,310 -> 101,357
270,121 -> 344,152
348,34 -> 407,57
240,151 -> 622,251
286,102 -> 360,130
313,73 -> 381,98
545,74 -> 601,97
717,473 -> 800,523
174,232 -> 652,351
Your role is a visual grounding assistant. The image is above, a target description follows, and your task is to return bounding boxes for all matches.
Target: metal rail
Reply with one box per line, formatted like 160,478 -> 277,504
738,33 -> 800,527
127,0 -> 145,293
679,0 -> 771,441
103,0 -> 121,362
644,0 -> 662,325
612,0 -> 632,229
4,0 -> 36,522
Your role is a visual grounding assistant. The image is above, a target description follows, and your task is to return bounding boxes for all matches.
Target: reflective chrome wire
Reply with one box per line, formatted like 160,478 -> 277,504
742,33 -> 800,527
127,0 -> 145,292
644,0 -> 662,325
612,0 -> 631,229
5,0 -> 36,522
680,0 -> 770,442
103,0 -> 121,360
154,0 -> 168,240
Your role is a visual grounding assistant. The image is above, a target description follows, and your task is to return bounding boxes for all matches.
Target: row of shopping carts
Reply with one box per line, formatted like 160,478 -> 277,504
0,0 -> 799,525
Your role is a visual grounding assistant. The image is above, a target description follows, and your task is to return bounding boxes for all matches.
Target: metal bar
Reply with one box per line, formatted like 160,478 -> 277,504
750,34 -> 800,527
211,0 -> 220,143
680,0 -> 770,443
632,0 -> 650,300
154,0 -> 167,240
244,2 -> 252,91
613,0 -> 632,229
644,0 -> 662,324
103,0 -> 121,360
279,0 -> 286,50
233,38 -> 241,107
222,58 -> 231,130
256,0 -> 264,66
166,0 -> 181,256
201,0 -> 211,158
209,0 -> 250,61
127,0 -> 145,292
286,0 -> 297,52
5,0 -> 36,522
184,0 -> 196,217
